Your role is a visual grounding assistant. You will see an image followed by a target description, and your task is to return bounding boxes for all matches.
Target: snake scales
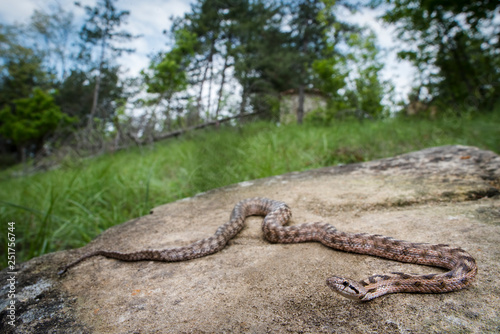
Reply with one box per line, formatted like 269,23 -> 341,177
59,197 -> 477,301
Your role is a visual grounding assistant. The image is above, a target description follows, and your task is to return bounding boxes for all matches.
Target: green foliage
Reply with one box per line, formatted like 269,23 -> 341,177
143,29 -> 197,96
231,1 -> 298,96
75,0 -> 138,130
1,2 -> 134,161
310,29 -> 390,121
343,31 -> 389,118
379,0 -> 500,112
76,0 -> 136,58
0,25 -> 50,108
166,0 -> 372,119
28,4 -> 75,81
1,113 -> 499,268
312,56 -> 347,96
0,88 -> 75,150
56,66 -> 124,125
288,0 -> 334,84
0,23 -> 63,164
140,28 -> 198,131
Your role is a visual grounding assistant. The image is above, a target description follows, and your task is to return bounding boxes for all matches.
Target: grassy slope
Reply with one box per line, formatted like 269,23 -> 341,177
1,115 -> 499,268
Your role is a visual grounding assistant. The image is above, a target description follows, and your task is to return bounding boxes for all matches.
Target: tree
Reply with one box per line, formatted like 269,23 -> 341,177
151,0 -> 386,125
231,1 -> 277,114
29,4 -> 75,81
142,28 -> 197,132
287,0 -> 333,123
76,0 -> 139,130
310,28 -> 390,122
173,0 -> 248,120
343,31 -> 389,118
377,0 -> 500,112
0,88 -> 75,164
57,66 -> 125,128
0,25 -> 50,108
196,0 -> 336,120
231,0 -> 359,123
0,24 -> 57,163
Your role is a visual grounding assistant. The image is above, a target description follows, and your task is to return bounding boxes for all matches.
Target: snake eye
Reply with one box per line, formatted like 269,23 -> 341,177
341,281 -> 359,294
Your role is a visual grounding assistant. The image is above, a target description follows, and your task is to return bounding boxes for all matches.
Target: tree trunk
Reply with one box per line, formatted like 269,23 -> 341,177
164,100 -> 172,132
88,73 -> 101,129
240,84 -> 248,116
87,33 -> 107,131
197,56 -> 211,119
207,60 -> 214,119
196,42 -> 216,121
297,85 -> 305,124
20,145 -> 27,174
215,51 -> 230,127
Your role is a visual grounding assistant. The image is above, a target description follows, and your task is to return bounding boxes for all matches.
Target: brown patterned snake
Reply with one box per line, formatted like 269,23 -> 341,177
58,197 -> 477,301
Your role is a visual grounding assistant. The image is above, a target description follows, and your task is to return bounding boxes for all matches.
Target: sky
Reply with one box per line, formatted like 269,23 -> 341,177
0,0 -> 415,103
345,8 -> 416,100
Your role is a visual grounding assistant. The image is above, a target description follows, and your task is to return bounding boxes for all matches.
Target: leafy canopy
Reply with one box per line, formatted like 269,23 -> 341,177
0,88 -> 75,147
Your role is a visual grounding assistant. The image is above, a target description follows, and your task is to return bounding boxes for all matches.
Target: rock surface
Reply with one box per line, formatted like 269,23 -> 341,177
1,145 -> 500,333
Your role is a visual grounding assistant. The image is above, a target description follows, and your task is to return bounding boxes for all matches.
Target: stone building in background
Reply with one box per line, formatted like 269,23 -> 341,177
279,88 -> 327,124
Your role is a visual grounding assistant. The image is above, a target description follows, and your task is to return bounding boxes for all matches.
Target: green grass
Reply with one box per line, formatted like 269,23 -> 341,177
1,114 -> 499,268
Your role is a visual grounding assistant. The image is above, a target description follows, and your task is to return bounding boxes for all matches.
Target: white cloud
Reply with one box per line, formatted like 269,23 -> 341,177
0,0 -> 40,24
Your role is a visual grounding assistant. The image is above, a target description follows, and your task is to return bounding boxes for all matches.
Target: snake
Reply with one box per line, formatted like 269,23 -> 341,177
58,197 -> 477,301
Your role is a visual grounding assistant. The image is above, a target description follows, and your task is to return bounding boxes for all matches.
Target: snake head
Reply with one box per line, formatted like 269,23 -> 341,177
326,276 -> 367,301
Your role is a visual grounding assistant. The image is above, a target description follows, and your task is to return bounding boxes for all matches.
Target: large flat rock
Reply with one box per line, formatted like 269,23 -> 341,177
1,145 -> 500,333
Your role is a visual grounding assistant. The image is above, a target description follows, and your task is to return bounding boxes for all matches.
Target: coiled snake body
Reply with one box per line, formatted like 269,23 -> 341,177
59,198 -> 477,301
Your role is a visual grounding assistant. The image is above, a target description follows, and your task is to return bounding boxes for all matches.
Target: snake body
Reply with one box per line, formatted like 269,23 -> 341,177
59,198 -> 477,301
